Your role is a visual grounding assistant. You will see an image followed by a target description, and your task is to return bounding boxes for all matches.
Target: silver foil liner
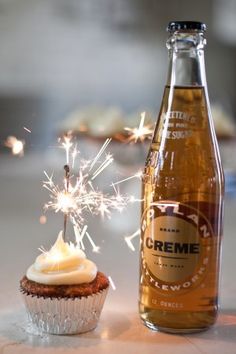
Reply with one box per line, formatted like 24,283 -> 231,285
21,287 -> 109,335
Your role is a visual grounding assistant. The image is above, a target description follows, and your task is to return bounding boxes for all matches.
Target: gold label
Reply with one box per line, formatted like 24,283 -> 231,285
141,201 -> 213,296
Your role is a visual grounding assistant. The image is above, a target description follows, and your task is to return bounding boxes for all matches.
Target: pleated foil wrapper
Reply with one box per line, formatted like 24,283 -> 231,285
21,287 -> 109,335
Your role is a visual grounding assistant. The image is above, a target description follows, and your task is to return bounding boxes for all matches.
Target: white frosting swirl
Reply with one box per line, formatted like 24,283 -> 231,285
27,231 -> 97,285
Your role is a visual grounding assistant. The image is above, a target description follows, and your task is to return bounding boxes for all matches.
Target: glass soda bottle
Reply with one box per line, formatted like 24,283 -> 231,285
139,21 -> 224,333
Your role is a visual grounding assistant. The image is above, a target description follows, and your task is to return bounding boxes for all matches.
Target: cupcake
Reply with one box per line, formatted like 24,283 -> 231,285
20,231 -> 109,335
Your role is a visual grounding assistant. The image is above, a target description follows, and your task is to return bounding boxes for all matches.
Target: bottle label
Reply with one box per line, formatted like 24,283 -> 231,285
158,111 -> 196,140
141,201 -> 213,297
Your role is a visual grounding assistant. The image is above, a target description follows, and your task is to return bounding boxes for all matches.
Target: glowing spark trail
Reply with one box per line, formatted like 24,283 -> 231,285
72,144 -> 78,169
125,229 -> 141,251
62,135 -> 73,164
124,112 -> 153,143
91,154 -> 114,180
74,225 -> 87,249
85,231 -> 100,253
23,126 -> 31,133
89,138 -> 112,171
108,276 -> 116,291
112,170 -> 142,186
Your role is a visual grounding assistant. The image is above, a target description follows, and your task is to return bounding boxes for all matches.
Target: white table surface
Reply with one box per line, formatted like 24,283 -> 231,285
0,147 -> 236,354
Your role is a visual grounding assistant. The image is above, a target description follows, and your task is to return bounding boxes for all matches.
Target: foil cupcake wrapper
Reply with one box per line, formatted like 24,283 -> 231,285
21,287 -> 109,335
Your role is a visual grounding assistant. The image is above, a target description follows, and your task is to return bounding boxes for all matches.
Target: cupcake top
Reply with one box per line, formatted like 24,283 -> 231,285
26,231 -> 97,285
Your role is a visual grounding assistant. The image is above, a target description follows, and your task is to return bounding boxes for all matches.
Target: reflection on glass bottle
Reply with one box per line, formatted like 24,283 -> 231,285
139,21 -> 224,334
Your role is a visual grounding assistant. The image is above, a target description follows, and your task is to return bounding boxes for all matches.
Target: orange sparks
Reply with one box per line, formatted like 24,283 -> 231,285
5,136 -> 24,156
39,215 -> 47,224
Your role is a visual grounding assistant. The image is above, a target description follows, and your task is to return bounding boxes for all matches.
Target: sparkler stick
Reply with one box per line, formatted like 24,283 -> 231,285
63,164 -> 70,241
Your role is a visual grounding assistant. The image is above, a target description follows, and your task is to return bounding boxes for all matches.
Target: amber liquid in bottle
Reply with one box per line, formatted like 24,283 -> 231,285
139,84 -> 224,333
139,22 -> 224,333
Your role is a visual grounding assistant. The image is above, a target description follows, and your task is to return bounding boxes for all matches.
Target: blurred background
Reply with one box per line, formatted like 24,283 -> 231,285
0,0 -> 236,148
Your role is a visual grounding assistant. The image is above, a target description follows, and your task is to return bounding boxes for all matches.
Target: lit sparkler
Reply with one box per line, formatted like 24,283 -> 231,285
124,112 -> 153,143
43,135 -> 135,250
4,136 -> 24,156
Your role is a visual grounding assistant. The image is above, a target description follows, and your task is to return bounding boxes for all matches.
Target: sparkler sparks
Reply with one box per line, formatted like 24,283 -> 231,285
112,170 -> 142,186
108,276 -> 116,291
4,136 -> 24,156
124,112 -> 153,143
43,135 -> 133,250
125,229 -> 140,251
61,135 -> 73,165
73,224 -> 101,253
23,126 -> 31,133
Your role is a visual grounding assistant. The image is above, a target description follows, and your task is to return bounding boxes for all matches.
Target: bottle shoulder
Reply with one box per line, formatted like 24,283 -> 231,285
143,145 -> 224,195
145,144 -> 223,175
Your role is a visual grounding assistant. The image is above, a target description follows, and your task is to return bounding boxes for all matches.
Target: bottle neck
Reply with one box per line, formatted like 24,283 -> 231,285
166,31 -> 207,87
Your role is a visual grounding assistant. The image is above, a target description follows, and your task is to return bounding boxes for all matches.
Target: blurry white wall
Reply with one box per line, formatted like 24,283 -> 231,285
0,0 -> 235,147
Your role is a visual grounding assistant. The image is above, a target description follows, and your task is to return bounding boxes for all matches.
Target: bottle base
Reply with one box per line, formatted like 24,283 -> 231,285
142,319 -> 212,334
